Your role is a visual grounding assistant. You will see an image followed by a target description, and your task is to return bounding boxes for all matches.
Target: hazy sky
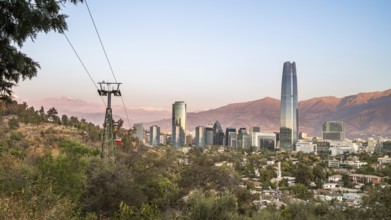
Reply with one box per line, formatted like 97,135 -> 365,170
15,0 -> 391,111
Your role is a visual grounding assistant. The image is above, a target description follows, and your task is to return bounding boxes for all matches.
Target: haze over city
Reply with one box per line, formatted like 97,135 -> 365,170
14,0 -> 391,112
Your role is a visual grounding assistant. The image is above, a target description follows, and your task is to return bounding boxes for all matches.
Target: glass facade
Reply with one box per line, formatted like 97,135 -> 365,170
213,120 -> 225,146
205,127 -> 214,146
172,101 -> 186,147
195,126 -> 206,147
280,61 -> 298,150
323,121 -> 345,141
150,125 -> 160,147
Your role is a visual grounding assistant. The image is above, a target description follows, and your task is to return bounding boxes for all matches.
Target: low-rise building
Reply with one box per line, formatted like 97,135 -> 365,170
342,193 -> 363,206
296,140 -> 316,153
323,183 -> 338,189
328,175 -> 342,182
349,174 -> 382,184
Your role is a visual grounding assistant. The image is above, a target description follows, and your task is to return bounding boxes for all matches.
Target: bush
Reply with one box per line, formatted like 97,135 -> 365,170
8,117 -> 19,129
10,131 -> 22,141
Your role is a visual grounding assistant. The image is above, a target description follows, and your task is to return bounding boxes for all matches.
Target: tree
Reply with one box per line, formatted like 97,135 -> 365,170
69,116 -> 79,128
61,114 -> 69,126
0,0 -> 83,101
362,186 -> 391,219
342,174 -> 353,188
313,165 -> 326,188
39,106 -> 45,121
47,107 -> 59,123
295,163 -> 313,187
289,184 -> 313,201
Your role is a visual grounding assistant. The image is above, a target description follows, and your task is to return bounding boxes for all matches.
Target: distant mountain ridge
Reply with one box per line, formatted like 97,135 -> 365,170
22,89 -> 391,137
145,89 -> 391,137
25,97 -> 171,127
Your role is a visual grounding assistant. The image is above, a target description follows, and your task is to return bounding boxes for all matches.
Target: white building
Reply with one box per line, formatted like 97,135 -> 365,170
329,140 -> 358,156
296,140 -> 316,153
255,132 -> 277,151
323,183 -> 338,189
328,175 -> 342,182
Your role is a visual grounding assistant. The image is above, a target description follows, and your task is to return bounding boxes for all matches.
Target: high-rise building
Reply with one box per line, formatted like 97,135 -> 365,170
280,61 -> 299,150
150,125 -> 160,147
195,126 -> 206,147
213,120 -> 225,146
323,121 -> 345,141
172,101 -> 186,147
237,128 -> 251,148
134,123 -> 145,144
249,126 -> 261,147
225,127 -> 236,147
205,127 -> 214,146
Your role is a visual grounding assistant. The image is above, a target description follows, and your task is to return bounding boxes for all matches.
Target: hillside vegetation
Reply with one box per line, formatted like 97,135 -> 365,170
1,100 -> 391,219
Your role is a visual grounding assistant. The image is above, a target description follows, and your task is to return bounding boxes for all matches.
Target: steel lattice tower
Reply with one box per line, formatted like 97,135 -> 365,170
98,82 -> 122,161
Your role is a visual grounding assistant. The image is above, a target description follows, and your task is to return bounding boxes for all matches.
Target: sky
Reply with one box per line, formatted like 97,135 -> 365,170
14,0 -> 391,112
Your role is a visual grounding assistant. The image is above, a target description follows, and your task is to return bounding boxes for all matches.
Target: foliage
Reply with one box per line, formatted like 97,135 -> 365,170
360,186 -> 391,219
118,202 -> 161,220
179,150 -> 238,192
342,174 -> 353,188
36,140 -> 93,201
185,190 -> 238,220
289,184 -> 314,201
0,0 -> 83,100
295,163 -> 314,187
1,102 -> 391,219
8,116 -> 19,129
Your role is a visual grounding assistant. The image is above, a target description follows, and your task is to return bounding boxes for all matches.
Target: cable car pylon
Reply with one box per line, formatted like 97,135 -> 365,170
97,81 -> 122,162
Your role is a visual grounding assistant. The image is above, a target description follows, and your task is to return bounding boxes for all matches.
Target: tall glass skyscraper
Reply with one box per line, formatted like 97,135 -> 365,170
280,61 -> 298,151
172,101 -> 186,147
195,126 -> 206,147
150,125 -> 160,147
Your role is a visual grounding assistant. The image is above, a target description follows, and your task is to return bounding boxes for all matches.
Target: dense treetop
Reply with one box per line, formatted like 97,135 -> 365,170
0,0 -> 83,101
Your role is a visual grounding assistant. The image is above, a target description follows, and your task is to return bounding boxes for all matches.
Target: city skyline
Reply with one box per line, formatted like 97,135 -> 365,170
13,1 -> 391,112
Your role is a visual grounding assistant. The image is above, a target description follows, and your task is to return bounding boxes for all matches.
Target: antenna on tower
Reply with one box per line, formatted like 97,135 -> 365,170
98,81 -> 122,162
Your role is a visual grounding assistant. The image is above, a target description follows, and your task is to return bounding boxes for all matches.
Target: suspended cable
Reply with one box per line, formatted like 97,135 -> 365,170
63,32 -> 106,108
85,0 -> 131,128
85,0 -> 117,82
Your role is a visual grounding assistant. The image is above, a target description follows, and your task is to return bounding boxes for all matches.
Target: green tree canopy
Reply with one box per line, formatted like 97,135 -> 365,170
0,0 -> 83,101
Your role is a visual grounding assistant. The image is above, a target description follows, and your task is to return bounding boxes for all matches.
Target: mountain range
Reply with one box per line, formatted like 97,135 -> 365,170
23,89 -> 391,138
145,89 -> 391,137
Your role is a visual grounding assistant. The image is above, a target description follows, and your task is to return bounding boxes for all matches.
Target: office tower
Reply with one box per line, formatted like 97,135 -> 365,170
237,128 -> 251,148
323,121 -> 345,141
134,123 -> 145,144
172,101 -> 186,147
228,133 -> 237,147
258,133 -> 277,151
226,127 -> 237,147
205,127 -> 214,146
225,127 -> 236,146
213,120 -> 225,146
316,141 -> 331,156
195,126 -> 206,147
150,125 -> 160,147
280,61 -> 299,150
250,126 -> 261,147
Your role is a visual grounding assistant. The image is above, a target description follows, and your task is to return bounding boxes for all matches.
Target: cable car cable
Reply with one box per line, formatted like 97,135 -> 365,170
85,0 -> 131,128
